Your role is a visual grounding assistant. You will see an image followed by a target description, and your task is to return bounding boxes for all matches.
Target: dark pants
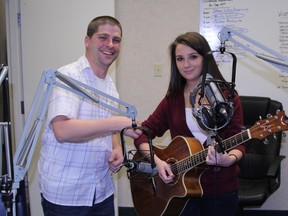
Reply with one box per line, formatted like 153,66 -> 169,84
180,191 -> 238,216
41,194 -> 114,216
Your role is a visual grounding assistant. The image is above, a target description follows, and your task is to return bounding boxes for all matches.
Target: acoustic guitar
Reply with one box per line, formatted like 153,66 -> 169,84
130,111 -> 288,216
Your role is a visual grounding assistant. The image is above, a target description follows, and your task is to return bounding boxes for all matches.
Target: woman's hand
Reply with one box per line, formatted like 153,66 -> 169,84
155,157 -> 175,184
206,146 -> 238,167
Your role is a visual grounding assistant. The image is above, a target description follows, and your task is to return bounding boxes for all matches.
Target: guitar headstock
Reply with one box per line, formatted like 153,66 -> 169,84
249,110 -> 288,140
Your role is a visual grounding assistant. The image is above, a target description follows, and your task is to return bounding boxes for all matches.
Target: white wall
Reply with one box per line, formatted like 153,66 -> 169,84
0,0 -> 6,63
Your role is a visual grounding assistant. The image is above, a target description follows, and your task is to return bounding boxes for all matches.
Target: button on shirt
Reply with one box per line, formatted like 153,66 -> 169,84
39,55 -> 119,206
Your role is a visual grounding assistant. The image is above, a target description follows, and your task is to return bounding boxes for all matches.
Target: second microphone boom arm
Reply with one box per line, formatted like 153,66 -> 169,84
218,26 -> 288,70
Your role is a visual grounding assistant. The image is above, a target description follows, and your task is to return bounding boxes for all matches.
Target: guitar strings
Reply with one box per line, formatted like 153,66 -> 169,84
168,148 -> 208,175
129,114 -> 281,181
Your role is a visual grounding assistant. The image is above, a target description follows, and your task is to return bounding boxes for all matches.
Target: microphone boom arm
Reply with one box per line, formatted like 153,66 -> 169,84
13,69 -> 138,187
218,26 -> 288,70
2,69 -> 138,216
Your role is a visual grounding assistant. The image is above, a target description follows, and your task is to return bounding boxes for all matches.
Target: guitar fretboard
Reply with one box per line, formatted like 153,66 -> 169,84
174,130 -> 250,174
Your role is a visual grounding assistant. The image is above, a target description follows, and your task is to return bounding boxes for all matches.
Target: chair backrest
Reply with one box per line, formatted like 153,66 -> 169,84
240,96 -> 283,126
238,96 -> 283,180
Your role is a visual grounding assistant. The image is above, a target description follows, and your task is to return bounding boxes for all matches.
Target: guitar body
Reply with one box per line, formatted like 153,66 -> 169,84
130,111 -> 288,216
130,136 -> 208,216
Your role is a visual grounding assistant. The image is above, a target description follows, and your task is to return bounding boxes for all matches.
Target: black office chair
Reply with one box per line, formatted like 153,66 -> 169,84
236,96 -> 286,215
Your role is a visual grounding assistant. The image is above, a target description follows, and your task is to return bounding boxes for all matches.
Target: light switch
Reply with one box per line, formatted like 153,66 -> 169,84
154,63 -> 163,77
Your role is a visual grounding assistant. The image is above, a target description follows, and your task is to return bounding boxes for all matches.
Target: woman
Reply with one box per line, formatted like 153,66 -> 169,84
134,32 -> 245,215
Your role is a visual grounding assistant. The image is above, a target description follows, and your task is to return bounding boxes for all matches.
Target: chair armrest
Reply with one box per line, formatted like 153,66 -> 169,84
267,155 -> 286,177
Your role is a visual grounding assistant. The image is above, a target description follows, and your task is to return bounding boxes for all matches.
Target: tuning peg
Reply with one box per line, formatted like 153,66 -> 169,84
266,113 -> 272,118
263,138 -> 270,145
273,134 -> 277,140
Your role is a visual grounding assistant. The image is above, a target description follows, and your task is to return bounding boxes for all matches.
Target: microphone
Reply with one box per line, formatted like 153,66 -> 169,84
190,74 -> 233,130
124,160 -> 158,176
204,74 -> 229,120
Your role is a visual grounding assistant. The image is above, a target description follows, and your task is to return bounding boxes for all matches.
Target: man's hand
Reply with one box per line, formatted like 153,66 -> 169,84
109,145 -> 123,173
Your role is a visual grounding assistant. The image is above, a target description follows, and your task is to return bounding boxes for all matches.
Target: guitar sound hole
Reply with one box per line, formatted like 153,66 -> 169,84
166,158 -> 179,186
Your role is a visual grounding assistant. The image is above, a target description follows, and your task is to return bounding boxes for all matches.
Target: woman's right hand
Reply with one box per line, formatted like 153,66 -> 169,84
155,157 -> 175,184
138,143 -> 174,184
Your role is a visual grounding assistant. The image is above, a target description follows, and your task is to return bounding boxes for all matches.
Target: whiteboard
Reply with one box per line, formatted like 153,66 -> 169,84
200,0 -> 288,210
200,0 -> 288,112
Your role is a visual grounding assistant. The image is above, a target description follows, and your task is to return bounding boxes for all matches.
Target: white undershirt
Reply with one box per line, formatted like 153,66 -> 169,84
185,108 -> 208,144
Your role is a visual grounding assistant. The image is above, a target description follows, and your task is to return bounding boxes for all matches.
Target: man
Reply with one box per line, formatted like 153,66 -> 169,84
39,16 -> 141,216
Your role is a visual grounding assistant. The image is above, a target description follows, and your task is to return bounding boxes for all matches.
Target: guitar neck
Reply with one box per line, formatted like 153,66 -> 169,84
175,129 -> 250,174
215,129 -> 250,153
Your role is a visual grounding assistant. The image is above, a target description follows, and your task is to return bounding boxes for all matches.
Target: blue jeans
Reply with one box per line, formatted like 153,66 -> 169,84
180,191 -> 239,216
41,194 -> 114,216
